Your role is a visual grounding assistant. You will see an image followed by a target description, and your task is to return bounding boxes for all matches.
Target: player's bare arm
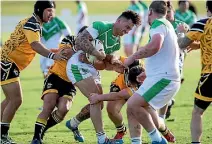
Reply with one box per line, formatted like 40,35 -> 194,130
75,30 -> 105,60
31,41 -> 67,60
132,34 -> 163,59
89,89 -> 130,104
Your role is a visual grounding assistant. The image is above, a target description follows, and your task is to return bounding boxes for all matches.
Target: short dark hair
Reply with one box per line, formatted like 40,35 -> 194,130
128,66 -> 145,86
167,1 -> 174,10
149,1 -> 167,15
207,0 -> 212,13
178,0 -> 189,6
118,10 -> 141,26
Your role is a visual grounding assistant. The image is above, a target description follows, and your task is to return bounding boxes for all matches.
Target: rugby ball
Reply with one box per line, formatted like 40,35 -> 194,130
86,39 -> 105,64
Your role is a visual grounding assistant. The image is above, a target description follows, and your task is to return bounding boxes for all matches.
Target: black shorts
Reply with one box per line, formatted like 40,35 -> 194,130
42,73 -> 76,100
194,73 -> 212,109
1,60 -> 20,85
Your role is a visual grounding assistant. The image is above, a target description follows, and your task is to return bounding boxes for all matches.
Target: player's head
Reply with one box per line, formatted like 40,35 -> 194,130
148,1 -> 167,25
206,0 -> 212,17
115,10 -> 141,36
127,66 -> 145,87
166,1 -> 175,22
131,0 -> 137,5
34,0 -> 56,23
178,0 -> 189,12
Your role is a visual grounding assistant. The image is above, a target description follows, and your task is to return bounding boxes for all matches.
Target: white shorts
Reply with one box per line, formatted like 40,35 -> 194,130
66,51 -> 101,85
136,77 -> 180,110
40,56 -> 54,76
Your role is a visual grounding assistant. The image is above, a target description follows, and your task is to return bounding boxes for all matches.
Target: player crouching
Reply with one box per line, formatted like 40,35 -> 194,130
30,27 -> 87,144
89,60 -> 176,143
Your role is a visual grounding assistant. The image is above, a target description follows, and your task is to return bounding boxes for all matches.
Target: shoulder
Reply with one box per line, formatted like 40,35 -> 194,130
190,18 -> 209,33
151,19 -> 166,29
61,35 -> 75,45
23,15 -> 41,32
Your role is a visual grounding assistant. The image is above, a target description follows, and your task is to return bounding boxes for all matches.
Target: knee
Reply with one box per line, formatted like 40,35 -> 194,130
192,107 -> 204,117
11,96 -> 23,107
57,105 -> 70,117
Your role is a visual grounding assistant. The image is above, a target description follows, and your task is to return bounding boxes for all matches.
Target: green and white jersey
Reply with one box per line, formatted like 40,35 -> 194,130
174,9 -> 197,27
146,18 -> 180,80
41,17 -> 71,49
171,18 -> 184,33
86,21 -> 121,54
128,2 -> 143,16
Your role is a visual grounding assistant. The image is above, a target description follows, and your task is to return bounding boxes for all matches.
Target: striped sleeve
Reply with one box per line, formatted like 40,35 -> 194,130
186,18 -> 208,41
23,21 -> 41,32
61,35 -> 75,46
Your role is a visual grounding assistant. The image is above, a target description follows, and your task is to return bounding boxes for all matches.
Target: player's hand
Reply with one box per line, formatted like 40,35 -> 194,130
177,23 -> 189,34
89,93 -> 101,104
93,50 -> 106,61
53,52 -> 68,61
136,72 -> 146,84
187,41 -> 200,53
113,63 -> 125,74
79,53 -> 91,64
123,56 -> 135,68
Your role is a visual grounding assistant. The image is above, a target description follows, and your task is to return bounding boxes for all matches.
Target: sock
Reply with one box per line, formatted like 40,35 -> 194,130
96,132 -> 106,144
70,117 -> 81,128
131,137 -> 142,144
191,142 -> 201,144
1,122 -> 10,136
159,126 -> 168,136
33,118 -> 47,140
116,123 -> 126,133
43,110 -> 62,133
149,129 -> 162,142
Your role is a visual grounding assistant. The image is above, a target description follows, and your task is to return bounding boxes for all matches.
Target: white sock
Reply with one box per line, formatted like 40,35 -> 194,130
131,137 -> 142,144
149,129 -> 162,142
96,132 -> 106,144
159,114 -> 166,120
70,117 -> 81,128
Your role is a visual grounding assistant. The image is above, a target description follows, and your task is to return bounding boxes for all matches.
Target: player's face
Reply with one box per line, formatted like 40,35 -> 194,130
117,19 -> 134,36
166,8 -> 174,21
43,8 -> 55,23
179,2 -> 189,12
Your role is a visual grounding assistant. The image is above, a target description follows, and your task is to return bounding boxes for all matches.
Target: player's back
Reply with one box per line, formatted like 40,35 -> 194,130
49,35 -> 75,82
187,18 -> 212,74
1,14 -> 41,71
146,18 -> 180,80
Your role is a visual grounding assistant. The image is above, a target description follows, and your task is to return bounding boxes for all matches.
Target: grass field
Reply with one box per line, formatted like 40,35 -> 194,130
1,32 -> 212,143
1,1 -> 206,15
1,0 -> 212,143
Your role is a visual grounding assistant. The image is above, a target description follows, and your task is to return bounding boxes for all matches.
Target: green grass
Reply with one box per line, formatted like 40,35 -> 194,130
1,1 -> 206,15
1,31 -> 212,143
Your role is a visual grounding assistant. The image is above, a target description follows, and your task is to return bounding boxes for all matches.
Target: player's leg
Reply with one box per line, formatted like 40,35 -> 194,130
1,61 -> 21,143
66,84 -> 103,142
31,93 -> 58,143
106,100 -> 127,139
191,73 -> 212,143
31,74 -> 60,143
147,107 -> 176,143
127,78 -> 180,143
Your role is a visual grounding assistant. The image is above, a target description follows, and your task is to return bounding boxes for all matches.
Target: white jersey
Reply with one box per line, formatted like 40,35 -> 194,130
145,18 -> 180,81
41,17 -> 71,49
76,2 -> 88,34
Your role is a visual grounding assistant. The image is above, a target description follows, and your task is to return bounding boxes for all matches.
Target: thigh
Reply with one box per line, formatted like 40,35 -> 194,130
2,81 -> 22,100
195,73 -> 212,102
1,61 -> 20,86
75,76 -> 99,98
107,100 -> 126,113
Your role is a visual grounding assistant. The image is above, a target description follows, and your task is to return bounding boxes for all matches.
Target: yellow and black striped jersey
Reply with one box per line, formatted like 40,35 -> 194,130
1,13 -> 42,71
49,35 -> 75,82
186,17 -> 212,73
